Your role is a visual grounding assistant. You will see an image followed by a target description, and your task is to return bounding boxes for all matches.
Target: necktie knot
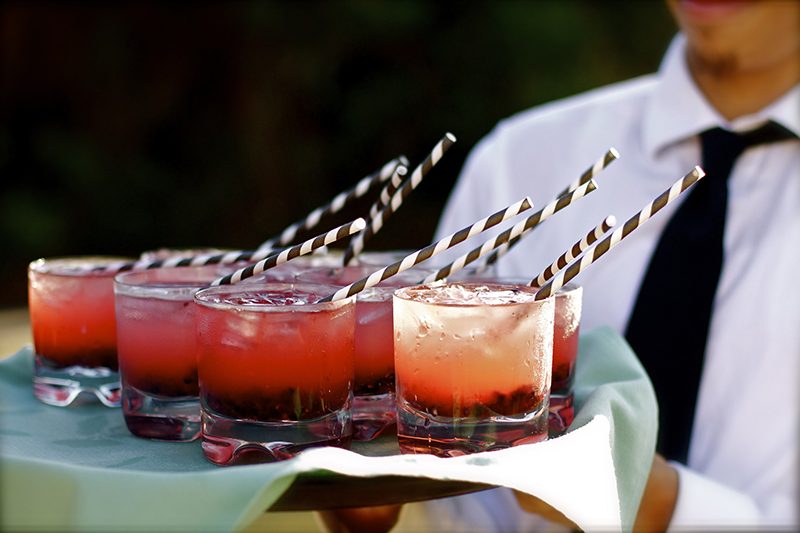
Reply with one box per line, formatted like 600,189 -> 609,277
700,121 -> 796,183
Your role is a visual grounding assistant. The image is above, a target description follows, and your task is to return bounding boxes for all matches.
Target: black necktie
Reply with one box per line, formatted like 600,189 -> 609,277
625,121 -> 796,464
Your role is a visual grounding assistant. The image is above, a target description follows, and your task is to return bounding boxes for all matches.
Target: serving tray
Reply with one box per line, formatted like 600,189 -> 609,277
0,328 -> 656,532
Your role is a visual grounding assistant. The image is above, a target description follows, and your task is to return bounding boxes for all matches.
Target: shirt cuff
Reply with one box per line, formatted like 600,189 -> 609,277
667,461 -> 759,531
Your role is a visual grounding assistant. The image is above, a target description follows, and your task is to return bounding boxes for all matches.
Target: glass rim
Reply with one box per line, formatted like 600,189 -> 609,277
113,265 -> 224,289
393,281 -> 554,308
28,256 -> 137,277
556,282 -> 582,295
193,281 -> 354,312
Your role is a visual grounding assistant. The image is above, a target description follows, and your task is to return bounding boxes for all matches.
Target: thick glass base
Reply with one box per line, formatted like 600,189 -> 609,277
33,353 -> 121,407
201,403 -> 352,465
122,385 -> 200,441
548,391 -> 574,437
353,393 -> 397,441
396,398 -> 548,457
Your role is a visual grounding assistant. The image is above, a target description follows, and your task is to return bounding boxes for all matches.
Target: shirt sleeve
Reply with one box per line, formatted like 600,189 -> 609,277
667,462 -> 760,531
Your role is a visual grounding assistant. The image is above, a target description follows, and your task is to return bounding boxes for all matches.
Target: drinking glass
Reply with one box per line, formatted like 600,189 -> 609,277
439,275 -> 583,436
393,282 -> 554,456
194,282 -> 355,465
114,266 -> 221,441
549,283 -> 583,435
28,256 -> 134,407
297,265 -> 434,441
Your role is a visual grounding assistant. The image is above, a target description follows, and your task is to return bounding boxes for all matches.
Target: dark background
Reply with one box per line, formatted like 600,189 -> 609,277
0,1 -> 676,308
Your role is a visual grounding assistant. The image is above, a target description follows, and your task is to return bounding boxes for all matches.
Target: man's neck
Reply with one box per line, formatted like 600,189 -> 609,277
687,48 -> 800,121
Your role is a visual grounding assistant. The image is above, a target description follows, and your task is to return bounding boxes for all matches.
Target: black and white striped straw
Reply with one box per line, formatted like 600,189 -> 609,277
342,133 -> 456,266
318,196 -> 534,303
479,179 -> 599,269
535,166 -> 705,300
419,211 -> 534,284
93,247 -> 284,274
429,179 -> 598,281
529,216 -> 616,289
212,218 -> 367,286
256,156 -> 407,252
554,148 -> 619,199
368,165 -> 408,221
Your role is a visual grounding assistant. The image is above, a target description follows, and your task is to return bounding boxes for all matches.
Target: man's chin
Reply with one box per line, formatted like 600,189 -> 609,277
671,0 -> 752,25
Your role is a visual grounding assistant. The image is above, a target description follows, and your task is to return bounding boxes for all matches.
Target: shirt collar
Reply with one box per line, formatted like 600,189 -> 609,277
741,83 -> 800,138
642,33 -> 800,159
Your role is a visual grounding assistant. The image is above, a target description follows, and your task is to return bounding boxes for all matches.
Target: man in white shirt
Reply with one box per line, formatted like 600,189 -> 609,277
319,2 -> 798,531
431,0 -> 799,530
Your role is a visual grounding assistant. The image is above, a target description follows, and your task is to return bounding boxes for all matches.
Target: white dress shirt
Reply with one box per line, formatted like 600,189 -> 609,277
429,34 -> 799,531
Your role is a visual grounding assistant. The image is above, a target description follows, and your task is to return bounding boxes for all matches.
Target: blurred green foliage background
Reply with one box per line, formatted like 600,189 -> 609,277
0,1 -> 676,308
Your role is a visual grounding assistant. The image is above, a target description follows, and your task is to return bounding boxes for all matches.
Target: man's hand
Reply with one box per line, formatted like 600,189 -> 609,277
512,491 -> 579,529
514,453 -> 678,533
315,504 -> 403,533
633,453 -> 678,532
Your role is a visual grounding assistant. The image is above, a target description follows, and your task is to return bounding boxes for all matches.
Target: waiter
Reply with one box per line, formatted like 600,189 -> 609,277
320,1 -> 799,530
431,0 -> 799,531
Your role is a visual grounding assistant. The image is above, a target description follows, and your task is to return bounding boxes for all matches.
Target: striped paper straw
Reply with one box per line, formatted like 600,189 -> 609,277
318,196 -> 534,303
479,179 -> 599,269
553,148 -> 619,199
212,218 -> 367,285
93,247 -> 285,274
419,212 -> 534,284
342,133 -> 457,266
256,156 -> 407,252
529,215 -> 616,289
368,165 -> 407,221
425,212 -> 615,286
535,166 -> 705,300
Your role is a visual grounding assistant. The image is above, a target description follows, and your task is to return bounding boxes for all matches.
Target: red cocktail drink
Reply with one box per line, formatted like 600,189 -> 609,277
394,282 -> 554,457
28,256 -> 134,407
114,266 -> 221,441
195,282 -> 355,465
297,265 -> 433,441
549,284 -> 582,435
